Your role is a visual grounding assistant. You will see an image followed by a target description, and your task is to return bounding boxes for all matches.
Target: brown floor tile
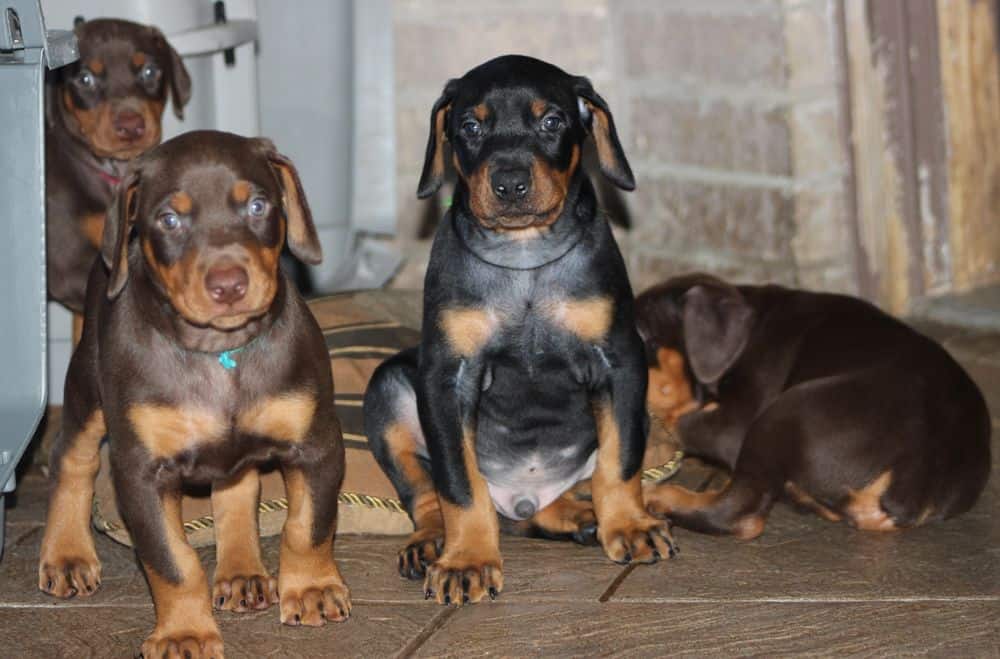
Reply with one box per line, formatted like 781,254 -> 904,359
412,601 -> 1000,658
0,603 -> 439,659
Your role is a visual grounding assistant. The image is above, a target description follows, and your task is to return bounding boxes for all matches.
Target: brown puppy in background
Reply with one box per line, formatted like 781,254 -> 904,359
46,18 -> 190,315
636,273 -> 991,539
38,131 -> 351,658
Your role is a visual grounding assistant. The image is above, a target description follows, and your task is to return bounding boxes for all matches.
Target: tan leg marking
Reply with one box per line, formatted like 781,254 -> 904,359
278,469 -> 351,626
592,402 -> 676,563
127,404 -> 227,458
39,410 -> 106,598
211,469 -> 277,612
643,482 -> 766,540
438,307 -> 502,358
425,428 -> 503,605
140,492 -> 223,659
529,490 -> 596,537
385,422 -> 444,579
542,295 -> 613,343
784,481 -> 843,522
236,391 -> 316,443
844,470 -> 898,531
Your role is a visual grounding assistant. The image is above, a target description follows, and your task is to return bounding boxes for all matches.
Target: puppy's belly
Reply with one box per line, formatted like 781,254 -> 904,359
483,449 -> 596,520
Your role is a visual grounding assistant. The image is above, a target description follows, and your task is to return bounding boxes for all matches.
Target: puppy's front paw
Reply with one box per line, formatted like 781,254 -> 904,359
397,529 -> 444,580
279,577 -> 351,626
599,515 -> 677,564
139,627 -> 224,659
423,554 -> 503,606
38,553 -> 102,598
213,573 -> 278,613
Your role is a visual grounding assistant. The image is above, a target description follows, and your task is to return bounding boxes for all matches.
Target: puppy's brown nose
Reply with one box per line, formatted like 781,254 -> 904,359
113,110 -> 146,140
205,266 -> 249,305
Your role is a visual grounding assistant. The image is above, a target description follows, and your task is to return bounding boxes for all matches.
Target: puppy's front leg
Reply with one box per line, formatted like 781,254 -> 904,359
418,316 -> 502,605
111,448 -> 222,659
277,443 -> 351,626
591,338 -> 678,564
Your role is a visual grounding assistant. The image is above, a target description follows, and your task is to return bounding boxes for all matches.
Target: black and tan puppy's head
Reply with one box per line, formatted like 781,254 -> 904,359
635,274 -> 755,425
101,131 -> 322,330
50,18 -> 191,160
417,54 -> 634,231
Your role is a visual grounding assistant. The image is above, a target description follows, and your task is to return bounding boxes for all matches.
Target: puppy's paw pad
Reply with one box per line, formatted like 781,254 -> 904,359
213,574 -> 278,612
397,535 -> 443,580
280,582 -> 352,626
600,517 -> 677,564
38,556 -> 102,599
423,558 -> 503,606
139,629 -> 224,659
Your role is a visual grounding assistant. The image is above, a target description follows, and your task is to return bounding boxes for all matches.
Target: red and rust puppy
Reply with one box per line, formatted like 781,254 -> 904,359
364,55 -> 676,606
38,131 -> 350,658
636,273 -> 991,539
47,18 -> 191,315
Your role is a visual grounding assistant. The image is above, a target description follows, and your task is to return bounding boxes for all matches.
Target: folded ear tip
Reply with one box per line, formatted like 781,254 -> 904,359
416,180 -> 440,199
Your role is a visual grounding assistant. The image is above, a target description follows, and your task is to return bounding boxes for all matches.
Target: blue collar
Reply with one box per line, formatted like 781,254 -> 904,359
215,336 -> 260,370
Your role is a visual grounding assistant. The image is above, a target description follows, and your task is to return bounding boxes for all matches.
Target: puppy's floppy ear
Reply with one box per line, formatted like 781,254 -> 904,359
574,77 -> 635,191
682,283 -> 754,385
263,146 -> 322,265
102,171 -> 141,299
417,79 -> 458,199
151,27 -> 192,120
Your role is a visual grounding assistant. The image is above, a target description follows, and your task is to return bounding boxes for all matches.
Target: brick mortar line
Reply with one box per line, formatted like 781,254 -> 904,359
625,80 -> 837,108
632,161 -> 845,193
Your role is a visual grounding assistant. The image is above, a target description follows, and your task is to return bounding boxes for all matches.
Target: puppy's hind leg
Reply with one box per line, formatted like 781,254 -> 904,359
365,349 -> 445,579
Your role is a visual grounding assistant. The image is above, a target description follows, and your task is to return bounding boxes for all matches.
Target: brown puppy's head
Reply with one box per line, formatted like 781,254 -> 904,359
417,55 -> 634,231
102,131 -> 321,331
635,274 -> 755,424
51,19 -> 191,160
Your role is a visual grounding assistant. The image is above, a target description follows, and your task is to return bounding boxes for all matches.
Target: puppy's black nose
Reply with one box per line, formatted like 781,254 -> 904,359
491,168 -> 531,201
205,266 -> 249,305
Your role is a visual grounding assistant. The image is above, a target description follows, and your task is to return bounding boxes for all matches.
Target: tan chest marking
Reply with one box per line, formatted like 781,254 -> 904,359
439,307 -> 502,357
237,391 -> 317,443
128,404 -> 228,458
542,296 -> 613,342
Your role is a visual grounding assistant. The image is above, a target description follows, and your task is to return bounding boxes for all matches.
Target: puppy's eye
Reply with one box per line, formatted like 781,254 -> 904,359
159,212 -> 180,231
541,114 -> 564,132
138,63 -> 160,84
248,197 -> 269,218
78,70 -> 96,88
461,120 -> 482,138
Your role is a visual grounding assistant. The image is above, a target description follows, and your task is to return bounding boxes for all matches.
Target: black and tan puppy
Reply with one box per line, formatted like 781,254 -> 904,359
38,131 -> 350,658
47,18 -> 191,314
636,273 -> 991,539
364,55 -> 676,606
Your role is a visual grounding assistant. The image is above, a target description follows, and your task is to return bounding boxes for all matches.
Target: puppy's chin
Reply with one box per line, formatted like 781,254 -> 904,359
170,297 -> 273,332
481,203 -> 564,231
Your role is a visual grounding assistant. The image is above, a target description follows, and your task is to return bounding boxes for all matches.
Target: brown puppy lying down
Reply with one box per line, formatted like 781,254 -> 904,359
635,273 -> 991,539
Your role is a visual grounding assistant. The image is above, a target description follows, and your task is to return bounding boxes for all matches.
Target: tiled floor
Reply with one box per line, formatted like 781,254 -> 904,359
2,303 -> 998,657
